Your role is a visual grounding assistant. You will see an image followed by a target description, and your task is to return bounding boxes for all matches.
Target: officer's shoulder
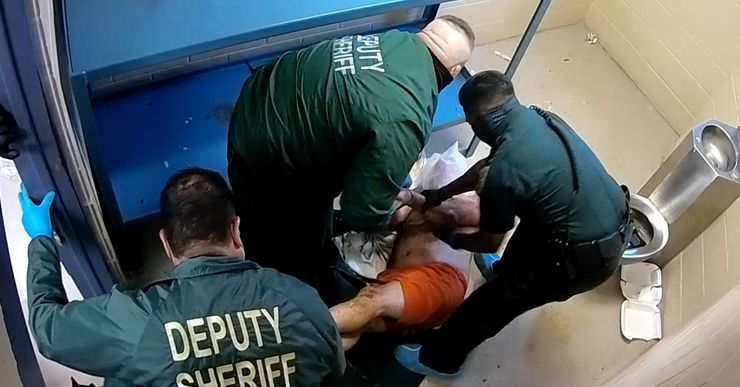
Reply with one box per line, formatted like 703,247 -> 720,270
379,29 -> 424,50
248,265 -> 306,286
380,29 -> 410,39
248,267 -> 322,301
98,284 -> 160,316
248,267 -> 332,323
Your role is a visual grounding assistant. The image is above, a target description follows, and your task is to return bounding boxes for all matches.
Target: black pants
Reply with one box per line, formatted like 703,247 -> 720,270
418,223 -> 619,373
228,152 -> 364,306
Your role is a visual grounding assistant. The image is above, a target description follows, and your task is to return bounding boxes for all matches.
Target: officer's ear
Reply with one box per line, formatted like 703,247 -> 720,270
159,229 -> 177,263
449,64 -> 462,78
231,216 -> 245,258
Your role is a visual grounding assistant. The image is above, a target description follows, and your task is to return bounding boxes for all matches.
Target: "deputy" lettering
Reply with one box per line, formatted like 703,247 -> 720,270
165,307 -> 281,361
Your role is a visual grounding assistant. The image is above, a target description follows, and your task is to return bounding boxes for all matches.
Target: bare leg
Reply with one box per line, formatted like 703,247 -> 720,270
330,281 -> 404,349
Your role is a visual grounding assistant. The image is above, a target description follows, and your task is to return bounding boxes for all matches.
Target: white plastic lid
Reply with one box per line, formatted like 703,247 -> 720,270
621,262 -> 662,305
621,300 -> 662,341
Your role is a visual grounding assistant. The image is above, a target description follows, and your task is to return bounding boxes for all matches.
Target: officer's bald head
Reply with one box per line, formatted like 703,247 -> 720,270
159,168 -> 244,262
459,70 -> 517,119
418,16 -> 475,77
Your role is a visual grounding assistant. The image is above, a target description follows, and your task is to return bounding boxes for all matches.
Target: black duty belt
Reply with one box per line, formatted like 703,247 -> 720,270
552,186 -> 633,280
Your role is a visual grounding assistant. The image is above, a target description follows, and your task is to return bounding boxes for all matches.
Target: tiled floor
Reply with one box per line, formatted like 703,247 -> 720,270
421,24 -> 678,387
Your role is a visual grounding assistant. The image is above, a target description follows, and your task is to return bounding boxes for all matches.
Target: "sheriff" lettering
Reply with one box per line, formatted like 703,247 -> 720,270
332,34 -> 386,75
165,307 -> 296,387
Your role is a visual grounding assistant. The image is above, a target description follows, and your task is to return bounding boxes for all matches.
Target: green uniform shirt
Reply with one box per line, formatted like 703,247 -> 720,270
229,30 -> 439,231
476,103 -> 626,242
27,237 -> 344,386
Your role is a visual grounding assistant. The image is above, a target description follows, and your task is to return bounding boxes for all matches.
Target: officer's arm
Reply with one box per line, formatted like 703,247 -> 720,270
453,158 -> 518,252
340,121 -> 424,231
27,237 -> 141,377
438,155 -> 492,197
439,230 -> 505,253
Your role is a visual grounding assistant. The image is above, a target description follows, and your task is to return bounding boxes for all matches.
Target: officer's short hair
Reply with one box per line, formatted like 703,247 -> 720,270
459,70 -> 516,117
438,15 -> 476,51
160,168 -> 236,256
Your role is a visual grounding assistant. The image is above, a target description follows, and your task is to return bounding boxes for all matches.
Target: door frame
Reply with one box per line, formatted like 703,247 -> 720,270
0,0 -> 120,383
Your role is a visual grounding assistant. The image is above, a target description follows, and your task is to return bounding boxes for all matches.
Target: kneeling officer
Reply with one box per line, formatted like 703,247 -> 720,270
21,168 -> 344,386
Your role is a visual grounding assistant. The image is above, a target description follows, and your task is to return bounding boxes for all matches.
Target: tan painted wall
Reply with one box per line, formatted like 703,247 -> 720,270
580,1 -> 740,380
605,284 -> 740,386
0,304 -> 24,387
658,197 -> 740,338
439,0 -> 593,45
585,0 -> 740,134
583,0 -> 740,338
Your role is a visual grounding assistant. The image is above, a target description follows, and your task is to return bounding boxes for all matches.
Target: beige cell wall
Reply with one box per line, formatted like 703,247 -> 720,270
439,0 -> 593,45
659,198 -> 740,337
605,286 -> 740,386
581,0 -> 740,338
585,0 -> 740,134
578,1 -> 740,381
0,304 -> 24,387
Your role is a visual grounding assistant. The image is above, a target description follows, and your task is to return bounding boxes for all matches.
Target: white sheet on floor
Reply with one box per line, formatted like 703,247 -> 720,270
336,143 -> 468,278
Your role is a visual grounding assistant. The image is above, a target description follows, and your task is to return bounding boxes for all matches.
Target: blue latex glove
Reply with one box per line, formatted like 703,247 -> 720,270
402,175 -> 413,189
19,184 -> 55,239
474,253 -> 501,280
394,344 -> 460,379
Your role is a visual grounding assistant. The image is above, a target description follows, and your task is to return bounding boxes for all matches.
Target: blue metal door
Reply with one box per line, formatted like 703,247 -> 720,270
0,1 -> 113,298
0,0 -> 118,383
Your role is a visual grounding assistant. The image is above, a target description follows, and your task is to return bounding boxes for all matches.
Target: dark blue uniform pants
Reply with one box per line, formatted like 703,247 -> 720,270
419,223 -> 619,373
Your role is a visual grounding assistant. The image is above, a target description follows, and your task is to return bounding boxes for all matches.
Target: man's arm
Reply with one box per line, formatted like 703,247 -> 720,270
432,157 -> 520,252
422,192 -> 481,229
27,237 -> 143,377
340,121 -> 424,231
437,230 -> 506,253
442,156 -> 491,197
419,156 -> 491,212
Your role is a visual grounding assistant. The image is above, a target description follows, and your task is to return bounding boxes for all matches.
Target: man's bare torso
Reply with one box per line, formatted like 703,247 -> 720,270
388,211 -> 471,275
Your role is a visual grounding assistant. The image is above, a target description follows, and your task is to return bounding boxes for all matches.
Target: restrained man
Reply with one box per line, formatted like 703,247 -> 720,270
227,16 -> 475,305
330,194 -> 478,350
21,168 -> 344,386
395,70 -> 633,378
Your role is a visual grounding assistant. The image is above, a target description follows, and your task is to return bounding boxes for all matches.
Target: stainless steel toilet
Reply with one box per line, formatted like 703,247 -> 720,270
622,120 -> 740,265
621,194 -> 669,264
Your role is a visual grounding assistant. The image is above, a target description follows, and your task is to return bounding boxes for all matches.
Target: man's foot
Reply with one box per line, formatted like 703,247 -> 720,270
394,344 -> 460,379
474,253 -> 501,280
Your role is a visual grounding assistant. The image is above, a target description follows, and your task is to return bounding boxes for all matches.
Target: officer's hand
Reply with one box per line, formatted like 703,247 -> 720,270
396,189 -> 425,211
0,105 -> 22,160
18,184 -> 55,239
389,204 -> 413,229
420,189 -> 450,213
432,227 -> 462,250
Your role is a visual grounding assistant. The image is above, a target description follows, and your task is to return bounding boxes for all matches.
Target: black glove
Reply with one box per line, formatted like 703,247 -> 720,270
0,104 -> 21,160
420,188 -> 451,213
